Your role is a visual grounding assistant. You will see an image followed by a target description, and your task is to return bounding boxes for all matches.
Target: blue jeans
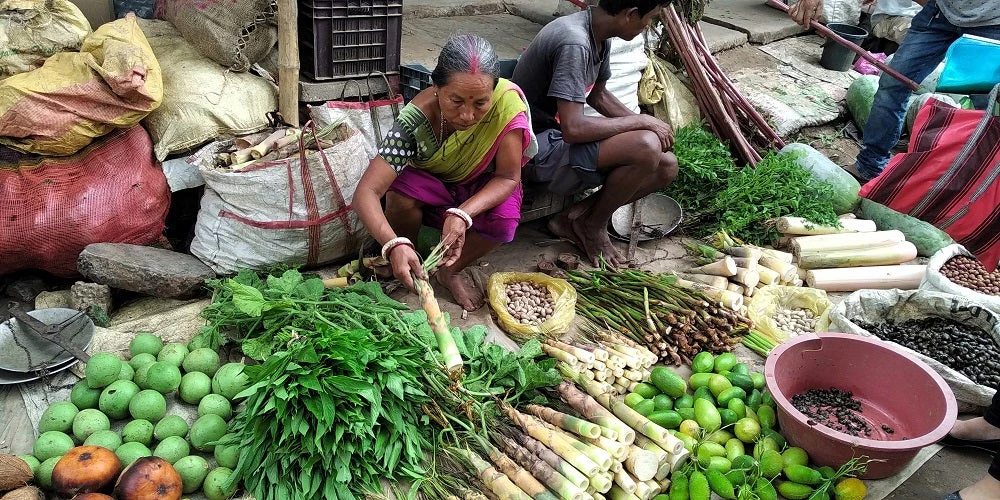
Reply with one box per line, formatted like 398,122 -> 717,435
856,0 -> 1000,180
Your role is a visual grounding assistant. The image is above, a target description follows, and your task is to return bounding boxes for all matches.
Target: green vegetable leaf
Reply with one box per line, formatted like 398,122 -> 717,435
518,338 -> 544,359
230,280 -> 267,317
267,269 -> 304,294
294,278 -> 326,301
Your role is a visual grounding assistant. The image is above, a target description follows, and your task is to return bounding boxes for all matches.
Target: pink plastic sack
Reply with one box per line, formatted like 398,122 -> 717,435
853,52 -> 888,76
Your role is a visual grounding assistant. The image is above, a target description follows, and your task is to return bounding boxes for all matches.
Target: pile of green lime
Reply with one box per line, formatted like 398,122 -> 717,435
625,352 -> 870,500
23,333 -> 247,500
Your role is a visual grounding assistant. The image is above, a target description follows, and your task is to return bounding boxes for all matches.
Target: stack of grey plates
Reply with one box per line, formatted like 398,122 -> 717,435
0,308 -> 94,385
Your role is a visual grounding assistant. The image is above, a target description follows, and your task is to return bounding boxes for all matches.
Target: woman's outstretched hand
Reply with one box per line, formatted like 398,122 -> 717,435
389,244 -> 425,291
440,215 -> 468,268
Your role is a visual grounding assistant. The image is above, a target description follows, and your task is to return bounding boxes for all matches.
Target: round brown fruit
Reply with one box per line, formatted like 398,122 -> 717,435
0,454 -> 34,491
0,486 -> 46,500
51,446 -> 122,498
113,456 -> 182,500
71,494 -> 114,500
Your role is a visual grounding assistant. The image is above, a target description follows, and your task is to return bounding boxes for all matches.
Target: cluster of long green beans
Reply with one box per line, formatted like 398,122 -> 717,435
567,268 -> 752,366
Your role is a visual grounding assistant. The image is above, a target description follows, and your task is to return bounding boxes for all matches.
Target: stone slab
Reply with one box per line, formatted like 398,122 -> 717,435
703,0 -> 805,44
402,14 -> 543,68
77,244 -> 215,299
504,0 -> 564,26
699,20 -> 748,53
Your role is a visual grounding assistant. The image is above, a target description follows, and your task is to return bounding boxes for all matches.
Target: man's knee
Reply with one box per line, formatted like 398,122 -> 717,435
657,152 -> 678,186
630,131 -> 662,166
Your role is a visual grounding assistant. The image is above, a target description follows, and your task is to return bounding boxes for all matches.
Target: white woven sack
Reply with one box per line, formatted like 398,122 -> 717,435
922,244 -> 1000,314
585,36 -> 647,117
190,130 -> 370,274
830,288 -> 1000,411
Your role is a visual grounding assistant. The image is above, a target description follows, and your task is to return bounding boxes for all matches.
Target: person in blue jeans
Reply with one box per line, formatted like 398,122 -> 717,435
789,0 -> 1000,182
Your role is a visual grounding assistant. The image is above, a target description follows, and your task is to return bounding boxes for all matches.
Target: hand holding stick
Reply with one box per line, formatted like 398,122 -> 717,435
766,0 -> 920,91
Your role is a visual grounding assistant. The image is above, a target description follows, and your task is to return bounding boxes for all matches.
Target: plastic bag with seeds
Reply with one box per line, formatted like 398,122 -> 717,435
487,272 -> 577,341
747,285 -> 833,343
921,244 -> 1000,314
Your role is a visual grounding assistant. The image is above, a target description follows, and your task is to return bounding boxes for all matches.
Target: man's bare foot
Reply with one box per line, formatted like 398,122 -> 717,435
571,216 -> 624,267
950,417 -> 1000,441
958,474 -> 1000,500
435,267 -> 485,311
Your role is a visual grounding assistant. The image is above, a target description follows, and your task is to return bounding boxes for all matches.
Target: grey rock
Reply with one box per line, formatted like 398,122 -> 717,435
5,275 -> 48,302
77,244 -> 215,298
70,282 -> 113,315
35,290 -> 72,310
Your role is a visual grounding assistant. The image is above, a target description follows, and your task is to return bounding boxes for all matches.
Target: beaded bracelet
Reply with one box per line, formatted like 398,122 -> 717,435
445,207 -> 473,229
381,237 -> 414,260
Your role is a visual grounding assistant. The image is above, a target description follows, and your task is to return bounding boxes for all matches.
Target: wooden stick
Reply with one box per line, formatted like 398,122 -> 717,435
277,0 -> 299,124
765,0 -> 919,91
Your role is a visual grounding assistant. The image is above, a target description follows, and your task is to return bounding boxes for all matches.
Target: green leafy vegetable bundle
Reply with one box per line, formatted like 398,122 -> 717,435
197,269 -> 561,498
663,125 -> 840,246
664,122 -> 738,214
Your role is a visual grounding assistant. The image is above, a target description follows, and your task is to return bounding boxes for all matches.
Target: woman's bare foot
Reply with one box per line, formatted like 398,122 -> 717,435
436,267 -> 484,311
958,474 -> 1000,500
571,216 -> 623,267
950,417 -> 1000,441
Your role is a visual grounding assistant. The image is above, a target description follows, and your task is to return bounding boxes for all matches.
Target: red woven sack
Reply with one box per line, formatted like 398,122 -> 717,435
0,126 -> 170,277
859,85 -> 1000,271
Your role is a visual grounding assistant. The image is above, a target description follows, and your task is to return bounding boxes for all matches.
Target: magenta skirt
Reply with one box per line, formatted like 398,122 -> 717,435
388,167 -> 522,243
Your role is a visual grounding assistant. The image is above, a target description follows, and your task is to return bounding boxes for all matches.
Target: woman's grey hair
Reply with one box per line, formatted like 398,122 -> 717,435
431,34 -> 500,88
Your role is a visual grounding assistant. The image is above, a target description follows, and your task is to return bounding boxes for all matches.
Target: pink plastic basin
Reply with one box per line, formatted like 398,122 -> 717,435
765,333 -> 957,479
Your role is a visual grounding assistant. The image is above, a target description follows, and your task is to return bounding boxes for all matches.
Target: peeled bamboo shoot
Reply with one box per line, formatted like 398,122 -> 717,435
608,485 -> 641,500
689,257 -> 737,277
758,256 -> 797,282
806,265 -> 927,292
674,278 -> 743,310
727,283 -> 745,295
797,242 -> 918,269
756,266 -> 779,285
791,230 -> 906,256
624,446 -> 658,481
613,469 -> 637,494
759,248 -> 794,263
527,405 -> 602,439
731,257 -> 759,270
731,268 -> 760,289
678,273 -> 729,290
548,340 -> 596,364
776,216 -> 877,235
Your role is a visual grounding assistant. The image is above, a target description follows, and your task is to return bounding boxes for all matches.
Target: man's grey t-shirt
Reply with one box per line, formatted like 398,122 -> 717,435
936,0 -> 1000,27
511,9 -> 611,133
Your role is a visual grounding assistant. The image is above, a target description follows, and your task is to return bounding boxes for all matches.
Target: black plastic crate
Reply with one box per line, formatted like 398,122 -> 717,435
399,58 -> 520,103
299,0 -> 403,81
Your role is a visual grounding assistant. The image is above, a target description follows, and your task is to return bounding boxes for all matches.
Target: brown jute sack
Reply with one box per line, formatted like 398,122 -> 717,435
154,0 -> 277,71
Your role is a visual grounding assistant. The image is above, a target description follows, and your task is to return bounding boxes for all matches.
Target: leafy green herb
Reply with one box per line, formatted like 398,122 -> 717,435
710,150 -> 840,245
663,122 -> 738,216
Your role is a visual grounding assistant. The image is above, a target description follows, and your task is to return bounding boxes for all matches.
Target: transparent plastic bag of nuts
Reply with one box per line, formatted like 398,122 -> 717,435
747,285 -> 833,343
487,272 -> 577,341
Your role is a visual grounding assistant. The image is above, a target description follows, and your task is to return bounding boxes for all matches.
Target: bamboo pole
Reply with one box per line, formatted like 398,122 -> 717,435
277,0 -> 300,124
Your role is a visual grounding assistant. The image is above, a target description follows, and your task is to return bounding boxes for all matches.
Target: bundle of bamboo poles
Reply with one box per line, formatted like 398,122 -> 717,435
659,5 -> 784,166
493,377 -> 689,500
542,334 -> 658,396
